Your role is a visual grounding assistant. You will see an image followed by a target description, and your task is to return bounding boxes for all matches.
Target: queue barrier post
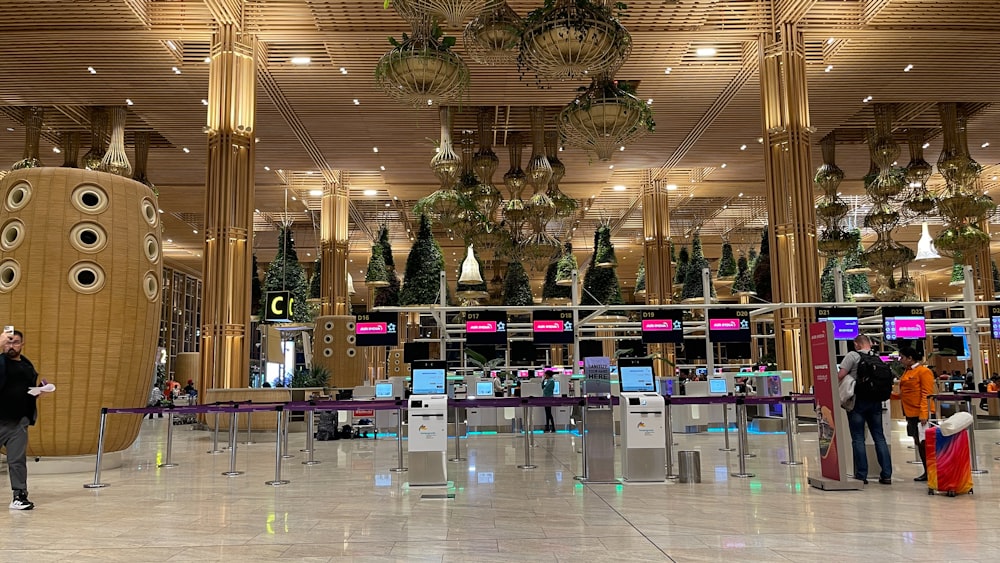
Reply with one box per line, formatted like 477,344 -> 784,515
664,399 -> 678,480
390,404 -> 408,473
208,412 -> 224,454
266,406 -> 290,486
780,398 -> 802,466
157,411 -> 179,468
518,404 -> 536,470
84,408 -> 111,489
302,409 -> 320,465
731,399 -> 755,478
574,399 -> 588,480
720,403 -> 735,452
449,405 -> 466,462
281,408 -> 294,459
222,411 -> 244,476
245,411 -> 255,445
964,396 -> 988,475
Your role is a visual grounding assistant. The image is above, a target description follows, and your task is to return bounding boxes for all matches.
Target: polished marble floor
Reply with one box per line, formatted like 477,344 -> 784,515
4,416 -> 1000,562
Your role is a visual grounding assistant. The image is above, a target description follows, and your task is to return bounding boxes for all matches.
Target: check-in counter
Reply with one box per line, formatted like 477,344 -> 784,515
671,381 -> 734,433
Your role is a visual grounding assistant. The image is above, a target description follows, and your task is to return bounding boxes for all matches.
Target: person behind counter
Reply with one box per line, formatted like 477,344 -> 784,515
894,346 -> 935,482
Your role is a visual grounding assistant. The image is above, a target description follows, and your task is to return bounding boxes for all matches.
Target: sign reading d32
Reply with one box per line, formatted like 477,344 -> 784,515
265,291 -> 293,322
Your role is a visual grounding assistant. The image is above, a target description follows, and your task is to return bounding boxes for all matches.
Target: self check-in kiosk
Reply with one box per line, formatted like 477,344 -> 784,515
467,379 -> 504,431
619,358 -> 666,482
408,361 -> 448,486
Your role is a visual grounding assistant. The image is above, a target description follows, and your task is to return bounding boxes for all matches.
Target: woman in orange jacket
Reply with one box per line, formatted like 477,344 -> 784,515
892,346 -> 936,481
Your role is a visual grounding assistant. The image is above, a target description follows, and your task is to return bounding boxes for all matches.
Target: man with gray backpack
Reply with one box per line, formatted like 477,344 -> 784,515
837,334 -> 893,485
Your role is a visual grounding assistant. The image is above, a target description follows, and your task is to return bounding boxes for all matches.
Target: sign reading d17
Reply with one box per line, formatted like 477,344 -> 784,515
640,309 -> 684,344
465,310 -> 508,346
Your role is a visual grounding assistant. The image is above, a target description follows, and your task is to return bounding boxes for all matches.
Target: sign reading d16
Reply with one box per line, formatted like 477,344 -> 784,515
640,309 -> 684,344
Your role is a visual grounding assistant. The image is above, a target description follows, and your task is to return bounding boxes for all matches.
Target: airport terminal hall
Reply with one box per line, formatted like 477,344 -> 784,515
7,1 -> 1000,561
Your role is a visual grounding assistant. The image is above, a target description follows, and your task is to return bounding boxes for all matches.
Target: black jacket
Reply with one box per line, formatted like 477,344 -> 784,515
0,354 -> 39,425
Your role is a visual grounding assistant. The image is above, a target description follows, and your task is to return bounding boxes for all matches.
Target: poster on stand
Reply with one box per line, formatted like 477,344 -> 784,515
810,321 -> 843,481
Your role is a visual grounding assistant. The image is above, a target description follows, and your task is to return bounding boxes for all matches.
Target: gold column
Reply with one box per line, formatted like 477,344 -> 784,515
200,26 -> 256,391
642,178 -> 675,375
975,223 -> 999,377
759,23 -> 820,389
320,180 -> 349,316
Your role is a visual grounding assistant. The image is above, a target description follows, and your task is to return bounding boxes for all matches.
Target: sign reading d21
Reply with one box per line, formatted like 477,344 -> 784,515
991,306 -> 1000,340
354,312 -> 399,347
707,309 -> 751,343
465,310 -> 508,346
264,291 -> 293,322
532,309 -> 574,344
640,310 -> 684,344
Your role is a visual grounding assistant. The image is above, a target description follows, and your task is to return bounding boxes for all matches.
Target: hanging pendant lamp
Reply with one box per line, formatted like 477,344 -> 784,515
915,222 -> 941,261
458,244 -> 484,285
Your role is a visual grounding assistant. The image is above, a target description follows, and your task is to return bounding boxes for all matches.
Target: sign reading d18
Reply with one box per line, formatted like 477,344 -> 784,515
640,309 -> 684,344
265,291 -> 293,322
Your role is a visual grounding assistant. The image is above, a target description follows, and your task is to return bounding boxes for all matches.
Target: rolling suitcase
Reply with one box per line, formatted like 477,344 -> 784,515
925,424 -> 974,497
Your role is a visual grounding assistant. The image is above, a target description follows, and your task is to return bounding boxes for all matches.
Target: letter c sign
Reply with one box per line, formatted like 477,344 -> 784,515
265,291 -> 292,322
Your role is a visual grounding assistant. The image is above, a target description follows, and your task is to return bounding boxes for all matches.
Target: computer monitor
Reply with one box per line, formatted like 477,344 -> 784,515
375,382 -> 393,398
709,378 -> 728,394
618,358 -> 655,392
552,381 -> 561,395
951,381 -> 964,392
695,367 -> 708,377
411,361 -> 446,395
476,381 -> 494,397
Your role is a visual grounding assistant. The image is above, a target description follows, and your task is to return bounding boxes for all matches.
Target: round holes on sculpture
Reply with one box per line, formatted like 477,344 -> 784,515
68,262 -> 106,294
5,182 -> 31,211
323,348 -> 333,358
346,348 -> 356,357
143,234 -> 160,263
140,198 -> 158,227
346,322 -> 356,331
324,321 -> 335,331
143,272 -> 159,302
72,184 -> 109,214
347,334 -> 356,345
324,334 -> 333,344
0,260 -> 21,292
1,220 -> 24,252
69,222 -> 108,253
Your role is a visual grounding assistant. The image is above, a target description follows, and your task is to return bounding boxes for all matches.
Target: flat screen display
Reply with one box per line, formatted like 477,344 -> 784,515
991,306 -> 1000,340
708,309 -> 752,343
518,369 -> 530,378
695,367 -> 708,376
640,310 -> 684,344
951,381 -> 964,392
532,310 -> 575,344
816,307 -> 860,341
552,381 -> 561,395
465,311 -> 508,346
619,366 -> 655,392
375,382 -> 393,398
882,306 -> 926,340
403,341 -> 430,363
476,381 -> 494,397
411,361 -> 446,395
355,312 -> 399,347
709,378 -> 728,394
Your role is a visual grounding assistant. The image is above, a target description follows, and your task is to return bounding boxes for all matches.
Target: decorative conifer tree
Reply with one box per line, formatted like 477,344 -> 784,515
374,225 -> 401,307
842,228 -> 871,297
669,240 -> 677,263
950,258 -> 965,286
261,225 -> 311,322
675,246 -> 690,285
752,228 -> 772,302
993,260 -> 1000,294
747,247 -> 758,270
502,260 -> 533,306
582,225 -> 625,307
681,233 -> 715,300
251,252 -> 262,317
731,254 -> 754,295
309,258 -> 322,299
401,215 -> 446,305
365,243 -> 388,285
820,257 -> 851,302
718,241 -> 737,279
542,243 -> 573,301
634,256 -> 646,293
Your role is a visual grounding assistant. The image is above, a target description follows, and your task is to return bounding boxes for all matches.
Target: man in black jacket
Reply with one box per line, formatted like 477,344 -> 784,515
0,330 -> 39,510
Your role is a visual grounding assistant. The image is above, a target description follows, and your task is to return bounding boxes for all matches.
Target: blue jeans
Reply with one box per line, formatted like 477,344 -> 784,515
847,399 -> 892,481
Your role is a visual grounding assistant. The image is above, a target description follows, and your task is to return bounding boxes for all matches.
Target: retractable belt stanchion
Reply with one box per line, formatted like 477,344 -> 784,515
281,408 -> 294,459
302,409 -> 320,465
518,404 -> 536,469
266,406 -> 290,486
720,403 -> 735,452
84,408 -> 110,489
222,411 -> 244,477
390,404 -> 408,473
964,396 -> 988,475
780,398 -> 802,466
208,412 -> 224,454
740,399 -> 756,458
158,412 -> 179,468
664,398 -> 678,480
575,398 -> 589,480
731,399 -> 755,478
449,405 -> 466,462
245,412 -> 254,445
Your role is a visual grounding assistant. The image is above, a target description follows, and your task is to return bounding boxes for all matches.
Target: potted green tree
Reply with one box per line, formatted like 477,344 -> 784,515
681,233 -> 715,302
401,215 -> 447,305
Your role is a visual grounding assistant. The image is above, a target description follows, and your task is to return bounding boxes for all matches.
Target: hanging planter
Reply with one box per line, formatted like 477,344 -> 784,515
559,75 -> 654,161
463,1 -> 522,65
519,0 -> 631,81
375,17 -> 469,107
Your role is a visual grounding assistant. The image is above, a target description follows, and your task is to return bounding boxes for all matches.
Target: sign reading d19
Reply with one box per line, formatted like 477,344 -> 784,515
640,309 -> 684,344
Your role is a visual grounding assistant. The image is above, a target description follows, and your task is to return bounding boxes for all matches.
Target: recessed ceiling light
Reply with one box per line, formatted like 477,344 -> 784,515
192,230 -> 198,234
380,165 -> 386,171
264,166 -> 270,171
353,99 -> 360,105
720,163 -> 727,168
666,184 -> 678,191
922,142 -> 930,149
827,37 -> 835,44
558,146 -> 564,151
664,67 -> 672,74
166,238 -> 173,243
340,67 -> 348,74
166,40 -> 177,51
740,144 -> 747,150
863,95 -> 873,103
608,164 -> 614,169
373,147 -> 379,153
204,57 -> 211,63
738,192 -> 744,197
309,189 -> 323,197
613,185 -> 626,191
696,47 -> 717,57
982,142 -> 990,148
5,127 -> 13,132
619,146 -> 625,151
52,147 -> 61,154
290,196 -> 297,201
201,99 -> 208,106
427,99 -> 433,106
290,56 -> 311,65
172,66 -> 181,74
904,64 -> 914,72
758,137 -> 764,143
825,65 -> 833,72
646,99 -> 653,105
87,66 -> 96,74
158,209 -> 164,214
125,98 -> 133,106
363,189 -> 378,196
182,147 -> 190,153
993,176 -> 998,181
305,170 -> 313,175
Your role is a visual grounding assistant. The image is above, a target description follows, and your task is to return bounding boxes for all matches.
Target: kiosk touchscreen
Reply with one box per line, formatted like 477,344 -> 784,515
475,381 -> 494,397
618,358 -> 666,482
708,377 -> 728,395
375,382 -> 393,398
408,360 -> 448,486
412,362 -> 446,395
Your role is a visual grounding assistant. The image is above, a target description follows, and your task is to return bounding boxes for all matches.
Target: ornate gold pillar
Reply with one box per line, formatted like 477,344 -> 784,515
974,223 -> 999,378
200,26 -> 256,391
759,23 -> 821,389
320,180 -> 349,316
642,178 -> 675,375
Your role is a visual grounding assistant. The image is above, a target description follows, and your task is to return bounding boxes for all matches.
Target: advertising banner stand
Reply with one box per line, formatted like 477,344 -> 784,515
807,321 -> 864,491
581,356 -> 617,483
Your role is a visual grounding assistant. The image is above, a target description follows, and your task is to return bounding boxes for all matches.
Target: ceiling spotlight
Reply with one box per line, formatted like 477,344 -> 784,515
125,98 -> 133,106
740,144 -> 747,150
380,165 -> 386,171
757,137 -> 764,143
825,65 -> 833,72
738,192 -> 744,197
696,47 -> 717,57
353,99 -> 360,105
427,99 -> 434,106
201,99 -> 208,106
608,164 -> 614,169
264,166 -> 270,171
363,189 -> 378,196
5,127 -> 13,132
373,147 -> 379,153
922,142 -> 930,149
664,67 -> 672,74
982,142 -> 990,148
619,146 -> 625,151
166,40 -> 177,51
340,67 -> 348,74
87,66 -> 96,74
290,196 -> 297,201
204,57 -> 211,63
192,229 -> 198,234
666,184 -> 678,191
904,64 -> 914,72
172,66 -> 181,74
863,95 -> 873,103
166,239 -> 173,243
290,57 -> 311,65
52,147 -> 61,154
720,163 -> 727,168
827,37 -> 835,45
646,98 -> 653,105
613,185 -> 626,191
182,147 -> 190,153
309,189 -> 323,197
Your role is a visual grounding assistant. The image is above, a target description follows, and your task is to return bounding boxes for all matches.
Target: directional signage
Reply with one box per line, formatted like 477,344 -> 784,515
264,291 -> 293,322
532,309 -> 574,344
707,309 -> 751,343
355,312 -> 399,347
640,309 -> 684,344
465,311 -> 508,346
